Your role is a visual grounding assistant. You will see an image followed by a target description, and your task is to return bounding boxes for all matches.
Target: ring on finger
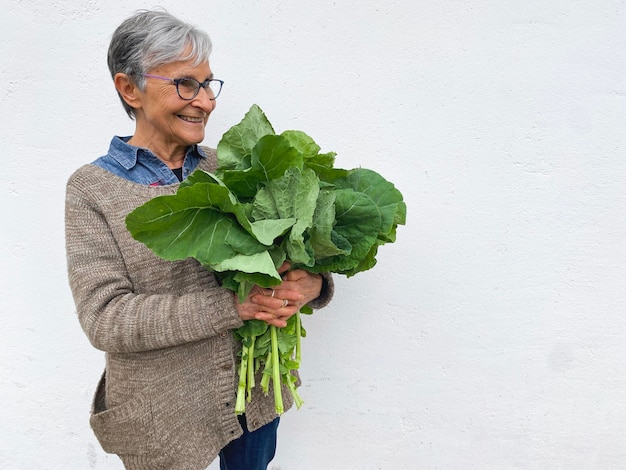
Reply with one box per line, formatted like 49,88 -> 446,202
281,299 -> 289,308
270,289 -> 276,298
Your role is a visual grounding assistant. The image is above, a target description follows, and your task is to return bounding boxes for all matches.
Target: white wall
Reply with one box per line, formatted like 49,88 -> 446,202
2,0 -> 626,468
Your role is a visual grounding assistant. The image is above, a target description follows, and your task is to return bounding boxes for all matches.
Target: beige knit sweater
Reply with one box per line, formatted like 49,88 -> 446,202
65,150 -> 333,469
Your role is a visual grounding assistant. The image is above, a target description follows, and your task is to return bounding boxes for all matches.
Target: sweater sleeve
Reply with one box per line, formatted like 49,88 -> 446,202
65,174 -> 244,354
307,272 -> 334,310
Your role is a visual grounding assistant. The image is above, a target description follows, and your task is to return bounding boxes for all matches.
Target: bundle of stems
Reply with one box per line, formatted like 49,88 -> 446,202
234,306 -> 309,415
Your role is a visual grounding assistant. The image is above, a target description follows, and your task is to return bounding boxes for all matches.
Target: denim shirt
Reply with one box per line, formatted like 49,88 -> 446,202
92,136 -> 206,186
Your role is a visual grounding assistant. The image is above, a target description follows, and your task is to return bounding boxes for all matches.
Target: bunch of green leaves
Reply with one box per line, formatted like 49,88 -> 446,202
126,104 -> 406,415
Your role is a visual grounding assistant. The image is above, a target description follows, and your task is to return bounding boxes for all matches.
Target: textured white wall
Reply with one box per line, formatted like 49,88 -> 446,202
2,0 -> 626,469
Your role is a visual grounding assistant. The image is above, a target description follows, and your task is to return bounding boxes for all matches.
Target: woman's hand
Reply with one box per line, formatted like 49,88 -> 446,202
234,262 -> 323,328
275,265 -> 323,309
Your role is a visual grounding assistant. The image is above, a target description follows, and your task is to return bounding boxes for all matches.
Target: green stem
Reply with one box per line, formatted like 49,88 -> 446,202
295,309 -> 302,364
260,350 -> 272,395
285,374 -> 304,409
246,335 -> 256,402
270,325 -> 284,415
235,344 -> 249,415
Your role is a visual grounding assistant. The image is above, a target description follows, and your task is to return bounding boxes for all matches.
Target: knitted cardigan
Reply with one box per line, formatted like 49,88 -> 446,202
65,149 -> 334,469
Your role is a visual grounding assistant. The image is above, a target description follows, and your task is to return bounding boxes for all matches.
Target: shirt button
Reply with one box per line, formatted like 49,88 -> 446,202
220,331 -> 227,338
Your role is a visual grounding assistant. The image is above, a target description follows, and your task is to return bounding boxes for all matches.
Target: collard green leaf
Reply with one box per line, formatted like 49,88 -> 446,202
309,152 -> 337,169
218,167 -> 264,200
252,167 -> 320,266
310,188 -> 382,274
252,134 -> 304,179
216,104 -> 275,171
248,218 -> 297,244
134,179 -> 291,248
337,168 -> 407,244
219,269 -> 283,301
234,319 -> 268,339
307,190 -> 350,259
179,168 -> 223,188
126,185 -> 268,266
309,165 -> 348,185
281,130 -> 336,170
281,130 -> 320,159
212,251 -> 280,277
276,320 -> 298,354
217,244 -> 287,300
219,135 -> 303,199
343,240 -> 379,277
191,181 -> 289,246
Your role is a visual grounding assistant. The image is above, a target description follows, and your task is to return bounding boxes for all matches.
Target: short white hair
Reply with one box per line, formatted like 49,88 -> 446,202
107,9 -> 213,119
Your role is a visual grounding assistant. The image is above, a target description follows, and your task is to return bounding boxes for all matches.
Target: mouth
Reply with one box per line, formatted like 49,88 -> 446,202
178,115 -> 205,123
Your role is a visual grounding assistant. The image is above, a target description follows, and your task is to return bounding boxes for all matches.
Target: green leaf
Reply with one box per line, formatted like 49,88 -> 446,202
217,104 -> 275,171
212,251 -> 280,277
308,151 -> 337,169
300,305 -> 313,315
179,168 -> 223,188
343,241 -> 379,277
276,327 -> 298,354
310,188 -> 382,274
281,130 -> 337,170
280,130 -> 320,158
126,186 -> 268,266
337,168 -> 406,243
252,134 -> 304,179
307,189 -> 350,259
253,167 -> 320,265
219,135 -> 303,199
248,218 -> 297,244
219,269 -> 283,301
307,164 -> 347,185
158,176 -> 295,247
218,167 -> 264,200
235,319 -> 269,339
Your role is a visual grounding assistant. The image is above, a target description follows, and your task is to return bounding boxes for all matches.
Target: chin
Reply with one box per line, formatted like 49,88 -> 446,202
183,133 -> 205,145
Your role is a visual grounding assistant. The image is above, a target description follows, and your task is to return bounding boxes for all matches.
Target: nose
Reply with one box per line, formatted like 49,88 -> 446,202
191,86 -> 216,112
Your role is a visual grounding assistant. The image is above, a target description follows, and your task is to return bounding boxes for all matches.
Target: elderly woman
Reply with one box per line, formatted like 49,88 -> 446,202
65,9 -> 333,470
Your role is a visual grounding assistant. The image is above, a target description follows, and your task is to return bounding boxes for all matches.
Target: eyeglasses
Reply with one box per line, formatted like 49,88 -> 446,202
142,74 -> 224,100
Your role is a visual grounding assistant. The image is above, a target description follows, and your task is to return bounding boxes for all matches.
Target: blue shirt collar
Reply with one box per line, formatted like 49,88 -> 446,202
109,136 -> 206,170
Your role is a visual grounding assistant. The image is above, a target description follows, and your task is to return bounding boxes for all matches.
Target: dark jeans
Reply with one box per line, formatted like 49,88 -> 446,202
219,415 -> 280,470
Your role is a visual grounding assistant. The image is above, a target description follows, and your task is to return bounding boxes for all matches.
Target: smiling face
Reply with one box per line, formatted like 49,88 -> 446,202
120,58 -> 216,165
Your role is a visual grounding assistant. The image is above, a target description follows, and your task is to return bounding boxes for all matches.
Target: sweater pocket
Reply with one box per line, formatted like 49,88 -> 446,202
89,372 -> 153,455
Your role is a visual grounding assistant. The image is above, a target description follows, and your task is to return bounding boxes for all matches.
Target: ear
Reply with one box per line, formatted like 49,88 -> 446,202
114,73 -> 142,111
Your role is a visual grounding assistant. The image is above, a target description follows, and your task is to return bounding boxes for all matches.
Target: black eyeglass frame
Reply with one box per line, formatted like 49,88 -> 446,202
142,74 -> 224,100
